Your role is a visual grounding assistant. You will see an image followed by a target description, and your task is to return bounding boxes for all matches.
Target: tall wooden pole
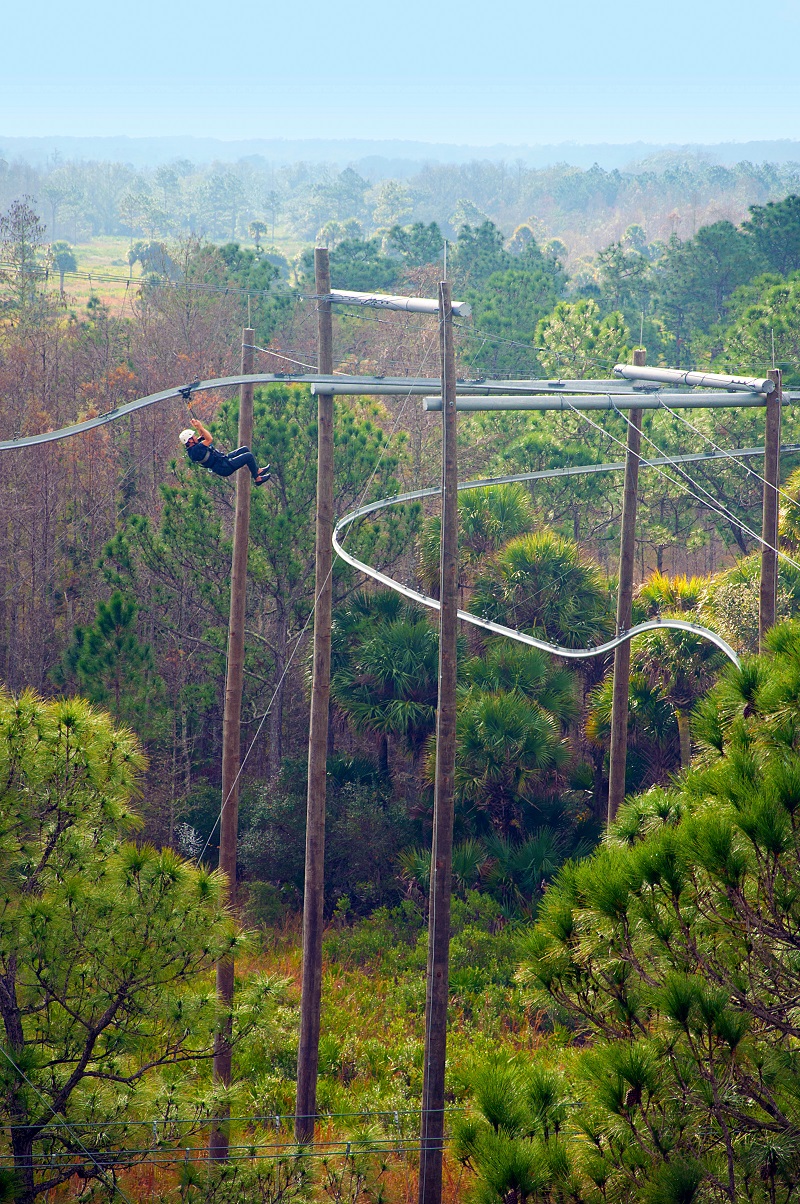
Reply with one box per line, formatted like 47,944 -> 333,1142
295,249 -> 334,1144
210,327 -> 255,1160
607,347 -> 646,827
759,367 -> 782,650
418,282 -> 458,1204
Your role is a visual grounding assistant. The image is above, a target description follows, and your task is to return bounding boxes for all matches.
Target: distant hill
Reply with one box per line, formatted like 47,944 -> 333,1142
2,135 -> 800,174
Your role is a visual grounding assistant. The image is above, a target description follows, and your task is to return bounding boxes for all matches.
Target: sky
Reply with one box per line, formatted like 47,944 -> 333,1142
3,0 -> 799,147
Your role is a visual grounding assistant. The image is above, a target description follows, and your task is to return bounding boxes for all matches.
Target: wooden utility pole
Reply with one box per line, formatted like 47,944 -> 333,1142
210,327 -> 255,1160
607,347 -> 646,827
418,282 -> 458,1204
759,367 -> 782,650
295,249 -> 334,1144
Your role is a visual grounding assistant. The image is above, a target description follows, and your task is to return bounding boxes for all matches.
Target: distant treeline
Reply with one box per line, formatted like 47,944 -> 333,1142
2,151 -> 800,263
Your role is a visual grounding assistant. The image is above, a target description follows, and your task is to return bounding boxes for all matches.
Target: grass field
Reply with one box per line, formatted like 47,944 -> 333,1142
60,235 -> 144,311
57,230 -> 302,313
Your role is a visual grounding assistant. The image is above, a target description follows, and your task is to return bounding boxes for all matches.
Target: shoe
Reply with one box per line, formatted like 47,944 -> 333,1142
255,467 -> 271,486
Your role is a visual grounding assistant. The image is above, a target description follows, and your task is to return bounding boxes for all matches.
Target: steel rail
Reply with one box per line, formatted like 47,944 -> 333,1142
422,392 -> 782,411
0,373 -> 646,449
6,372 -> 797,452
331,455 -> 773,669
0,369 -> 777,666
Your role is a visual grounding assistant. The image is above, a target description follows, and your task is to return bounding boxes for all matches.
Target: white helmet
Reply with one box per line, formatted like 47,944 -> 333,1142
179,429 -> 195,445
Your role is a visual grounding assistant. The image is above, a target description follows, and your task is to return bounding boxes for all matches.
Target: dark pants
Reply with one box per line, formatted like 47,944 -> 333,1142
214,447 -> 260,480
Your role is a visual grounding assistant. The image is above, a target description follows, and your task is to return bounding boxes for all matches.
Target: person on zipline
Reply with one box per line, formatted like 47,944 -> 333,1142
179,418 -> 270,484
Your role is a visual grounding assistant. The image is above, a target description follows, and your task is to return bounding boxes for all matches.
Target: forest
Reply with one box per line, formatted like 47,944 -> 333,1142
4,152 -> 800,1201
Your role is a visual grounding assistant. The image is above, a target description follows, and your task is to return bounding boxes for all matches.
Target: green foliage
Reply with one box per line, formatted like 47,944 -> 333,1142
472,530 -> 614,649
463,643 -> 577,724
451,220 -> 510,289
238,756 -> 414,913
0,689 -> 238,1200
587,669 -> 678,792
596,238 -> 652,315
536,298 -> 629,377
462,233 -> 566,375
178,1152 -> 311,1203
419,483 -> 536,596
587,569 -> 730,779
53,590 -> 165,735
386,221 -> 444,267
450,690 -> 569,837
0,197 -> 48,310
511,624 -> 800,1200
454,1057 -> 576,1203
49,239 -> 77,289
300,238 -> 399,291
655,221 -> 766,361
701,554 -> 800,654
317,1123 -> 388,1204
743,193 -> 800,275
719,270 -> 800,385
330,590 -> 441,777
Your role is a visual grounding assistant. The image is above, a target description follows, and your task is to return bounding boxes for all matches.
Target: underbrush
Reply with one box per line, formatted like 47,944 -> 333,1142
49,894 -> 538,1202
234,891 -> 540,1124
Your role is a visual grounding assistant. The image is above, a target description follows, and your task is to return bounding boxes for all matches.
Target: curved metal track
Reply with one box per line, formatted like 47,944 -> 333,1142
334,459 -> 749,668
0,372 -> 662,451
0,371 -> 759,667
0,374 -> 340,451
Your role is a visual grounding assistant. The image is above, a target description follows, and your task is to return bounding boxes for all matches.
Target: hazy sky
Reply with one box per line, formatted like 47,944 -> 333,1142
4,0 -> 799,146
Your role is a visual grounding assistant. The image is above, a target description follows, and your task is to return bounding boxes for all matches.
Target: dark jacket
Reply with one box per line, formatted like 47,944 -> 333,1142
187,441 -> 226,472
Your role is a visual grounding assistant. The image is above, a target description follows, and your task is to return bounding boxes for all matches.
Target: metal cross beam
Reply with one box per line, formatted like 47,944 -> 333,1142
422,393 -> 796,411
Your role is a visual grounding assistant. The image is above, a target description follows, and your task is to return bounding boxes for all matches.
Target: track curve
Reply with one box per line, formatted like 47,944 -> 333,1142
0,374 -> 341,451
334,459 -> 750,668
0,370 -> 767,668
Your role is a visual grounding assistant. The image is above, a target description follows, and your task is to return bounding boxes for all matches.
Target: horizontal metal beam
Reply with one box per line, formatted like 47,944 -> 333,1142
614,364 -> 774,394
423,393 -> 779,411
0,372 -> 646,449
329,289 -> 470,316
5,368 -> 796,452
311,378 -> 646,396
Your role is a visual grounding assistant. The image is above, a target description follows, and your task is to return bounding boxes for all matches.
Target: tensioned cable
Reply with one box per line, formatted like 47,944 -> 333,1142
0,374 -> 355,451
569,400 -> 800,579
245,344 -> 320,371
1,1138 -> 445,1171
453,320 -> 547,356
0,260 -> 294,300
605,399 -> 800,575
195,330 -> 441,865
0,1045 -> 137,1204
657,396 -> 800,513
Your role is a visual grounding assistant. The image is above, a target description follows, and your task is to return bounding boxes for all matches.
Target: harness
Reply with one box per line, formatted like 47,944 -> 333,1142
180,381 -> 220,469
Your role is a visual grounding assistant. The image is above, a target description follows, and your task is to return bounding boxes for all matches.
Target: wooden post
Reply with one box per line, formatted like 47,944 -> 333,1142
607,347 -> 645,827
210,327 -> 255,1160
759,367 -> 782,650
418,282 -> 458,1204
295,249 -> 334,1144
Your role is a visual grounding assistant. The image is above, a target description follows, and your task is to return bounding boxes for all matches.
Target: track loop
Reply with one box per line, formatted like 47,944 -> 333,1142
333,467 -> 742,668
